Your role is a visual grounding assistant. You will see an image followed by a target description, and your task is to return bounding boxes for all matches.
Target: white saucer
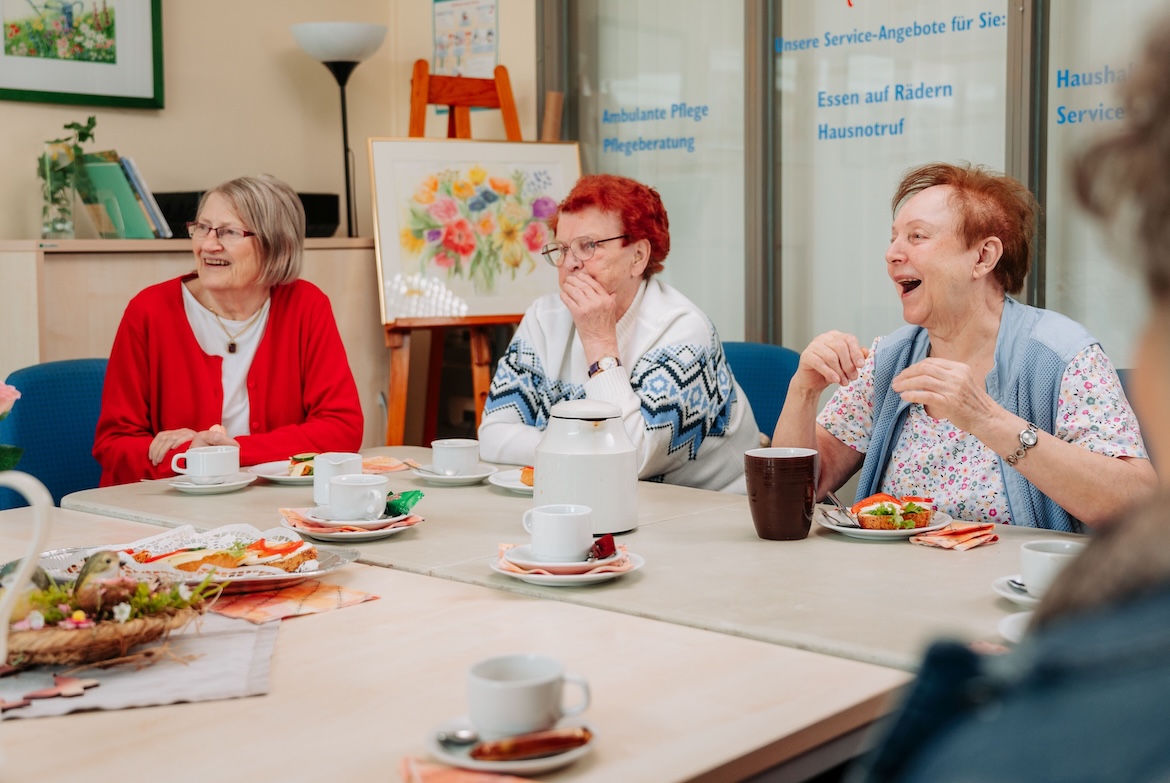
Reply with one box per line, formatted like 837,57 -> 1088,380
168,472 -> 256,495
305,507 -> 406,529
491,552 -> 644,586
279,518 -> 418,543
412,463 -> 497,486
997,611 -> 1034,644
504,544 -> 621,575
488,469 -> 534,496
426,716 -> 594,774
248,460 -> 314,485
992,574 -> 1041,609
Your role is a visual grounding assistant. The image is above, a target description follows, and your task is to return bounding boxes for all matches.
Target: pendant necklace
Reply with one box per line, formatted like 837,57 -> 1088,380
211,303 -> 267,354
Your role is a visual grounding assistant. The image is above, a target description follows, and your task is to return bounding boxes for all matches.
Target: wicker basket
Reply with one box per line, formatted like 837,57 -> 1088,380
7,605 -> 203,666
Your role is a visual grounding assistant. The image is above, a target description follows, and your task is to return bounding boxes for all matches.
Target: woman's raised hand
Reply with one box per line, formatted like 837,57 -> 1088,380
794,331 -> 869,393
149,428 -> 197,466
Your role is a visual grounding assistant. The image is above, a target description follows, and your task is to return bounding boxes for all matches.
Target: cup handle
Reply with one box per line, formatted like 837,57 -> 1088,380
560,674 -> 590,718
0,472 -> 53,666
522,509 -> 534,533
171,454 -> 187,473
365,489 -> 384,518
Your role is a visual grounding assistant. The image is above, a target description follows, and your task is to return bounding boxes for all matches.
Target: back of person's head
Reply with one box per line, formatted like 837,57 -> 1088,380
550,174 -> 670,277
892,162 -> 1037,296
199,174 -> 305,286
1073,15 -> 1170,302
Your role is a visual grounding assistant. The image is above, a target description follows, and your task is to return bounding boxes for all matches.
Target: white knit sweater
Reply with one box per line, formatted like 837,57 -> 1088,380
479,279 -> 756,492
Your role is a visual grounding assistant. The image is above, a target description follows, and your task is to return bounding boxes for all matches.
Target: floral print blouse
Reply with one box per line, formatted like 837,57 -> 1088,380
817,338 -> 1147,524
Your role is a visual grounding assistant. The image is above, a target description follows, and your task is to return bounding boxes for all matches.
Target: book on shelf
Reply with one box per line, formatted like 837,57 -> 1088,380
119,156 -> 173,238
75,150 -> 158,239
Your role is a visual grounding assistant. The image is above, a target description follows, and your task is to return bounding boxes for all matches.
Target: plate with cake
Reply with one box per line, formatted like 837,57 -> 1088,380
488,467 -> 534,496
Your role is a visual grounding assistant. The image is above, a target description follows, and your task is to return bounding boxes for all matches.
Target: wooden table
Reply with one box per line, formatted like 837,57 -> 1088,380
0,507 -> 909,782
61,447 -> 1076,671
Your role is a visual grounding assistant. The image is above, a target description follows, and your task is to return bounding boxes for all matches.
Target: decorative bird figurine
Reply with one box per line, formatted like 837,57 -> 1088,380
0,558 -> 53,592
73,550 -> 123,594
71,550 -> 139,613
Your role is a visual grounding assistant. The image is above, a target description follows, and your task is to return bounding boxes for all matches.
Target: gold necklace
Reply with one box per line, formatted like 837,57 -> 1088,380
211,303 -> 267,354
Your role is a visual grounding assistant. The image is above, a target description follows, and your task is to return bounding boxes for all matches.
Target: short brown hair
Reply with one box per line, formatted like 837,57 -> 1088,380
198,174 -> 305,286
892,163 -> 1037,295
549,174 -> 670,278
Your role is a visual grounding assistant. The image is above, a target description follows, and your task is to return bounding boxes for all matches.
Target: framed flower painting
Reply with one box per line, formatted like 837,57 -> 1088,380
370,138 -> 581,324
0,0 -> 163,108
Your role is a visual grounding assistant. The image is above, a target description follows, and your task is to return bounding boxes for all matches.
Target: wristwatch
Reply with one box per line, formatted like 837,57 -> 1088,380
588,356 -> 621,378
1005,423 -> 1039,467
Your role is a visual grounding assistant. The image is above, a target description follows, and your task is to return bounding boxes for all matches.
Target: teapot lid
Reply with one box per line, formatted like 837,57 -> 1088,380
550,399 -> 621,421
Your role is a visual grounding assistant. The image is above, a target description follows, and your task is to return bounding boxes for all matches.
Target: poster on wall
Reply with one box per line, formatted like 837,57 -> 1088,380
369,138 -> 580,325
778,1 -> 1008,349
432,0 -> 498,78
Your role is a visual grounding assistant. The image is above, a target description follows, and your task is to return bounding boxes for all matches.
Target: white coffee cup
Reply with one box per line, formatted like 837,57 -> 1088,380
522,504 -> 593,562
328,474 -> 389,521
431,438 -> 479,476
1020,540 -> 1087,598
313,452 -> 362,506
467,653 -> 590,739
170,445 -> 239,485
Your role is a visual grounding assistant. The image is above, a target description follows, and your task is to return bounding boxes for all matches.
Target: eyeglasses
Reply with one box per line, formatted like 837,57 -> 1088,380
186,221 -> 257,243
540,235 -> 628,267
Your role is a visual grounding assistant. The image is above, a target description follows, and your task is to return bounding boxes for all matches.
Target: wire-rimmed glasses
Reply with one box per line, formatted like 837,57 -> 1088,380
540,235 -> 628,267
186,221 -> 258,243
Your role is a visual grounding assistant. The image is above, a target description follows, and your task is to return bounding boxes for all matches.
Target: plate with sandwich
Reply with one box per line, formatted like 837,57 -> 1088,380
815,494 -> 952,540
249,454 -> 317,485
37,524 -> 359,594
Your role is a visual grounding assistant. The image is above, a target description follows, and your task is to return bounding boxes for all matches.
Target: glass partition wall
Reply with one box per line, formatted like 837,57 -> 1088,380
554,0 -> 1157,366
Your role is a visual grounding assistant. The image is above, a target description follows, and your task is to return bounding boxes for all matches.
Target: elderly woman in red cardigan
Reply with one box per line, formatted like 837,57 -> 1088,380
94,175 -> 362,485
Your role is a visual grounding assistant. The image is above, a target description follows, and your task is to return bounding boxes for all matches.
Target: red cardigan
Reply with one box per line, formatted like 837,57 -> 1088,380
95,275 -> 363,486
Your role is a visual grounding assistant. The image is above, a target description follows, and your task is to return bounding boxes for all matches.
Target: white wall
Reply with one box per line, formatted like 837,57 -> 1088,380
0,0 -> 537,240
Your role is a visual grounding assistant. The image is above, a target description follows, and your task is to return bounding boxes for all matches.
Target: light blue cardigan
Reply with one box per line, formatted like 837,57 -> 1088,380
854,296 -> 1097,533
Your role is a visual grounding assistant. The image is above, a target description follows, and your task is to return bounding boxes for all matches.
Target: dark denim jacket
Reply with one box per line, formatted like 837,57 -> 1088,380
852,583 -> 1170,782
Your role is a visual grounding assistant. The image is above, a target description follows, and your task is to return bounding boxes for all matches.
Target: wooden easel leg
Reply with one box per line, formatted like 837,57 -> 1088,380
470,327 -> 494,430
385,330 -> 410,446
423,328 -> 446,444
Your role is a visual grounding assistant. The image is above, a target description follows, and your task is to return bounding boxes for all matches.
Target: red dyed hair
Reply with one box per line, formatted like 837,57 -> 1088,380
549,174 -> 670,277
892,162 -> 1037,295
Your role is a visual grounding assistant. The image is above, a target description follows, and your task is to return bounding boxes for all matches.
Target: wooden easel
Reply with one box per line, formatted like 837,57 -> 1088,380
383,61 -> 525,446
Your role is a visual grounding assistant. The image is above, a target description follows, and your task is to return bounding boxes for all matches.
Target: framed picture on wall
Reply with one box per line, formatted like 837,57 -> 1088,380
370,138 -> 581,325
0,0 -> 164,109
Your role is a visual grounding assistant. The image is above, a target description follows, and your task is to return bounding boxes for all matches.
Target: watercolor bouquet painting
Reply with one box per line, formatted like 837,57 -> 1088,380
399,164 -> 558,294
3,0 -> 116,63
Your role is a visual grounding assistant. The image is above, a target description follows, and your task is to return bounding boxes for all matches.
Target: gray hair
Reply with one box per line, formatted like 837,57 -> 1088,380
197,174 -> 305,286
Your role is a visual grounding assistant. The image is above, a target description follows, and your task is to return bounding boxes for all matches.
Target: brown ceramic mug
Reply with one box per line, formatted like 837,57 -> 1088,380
744,447 -> 819,541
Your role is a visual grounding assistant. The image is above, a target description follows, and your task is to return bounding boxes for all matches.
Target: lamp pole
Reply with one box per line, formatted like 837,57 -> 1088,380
324,61 -> 359,238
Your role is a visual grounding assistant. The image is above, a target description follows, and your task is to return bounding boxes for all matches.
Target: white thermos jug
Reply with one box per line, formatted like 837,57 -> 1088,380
534,400 -> 638,534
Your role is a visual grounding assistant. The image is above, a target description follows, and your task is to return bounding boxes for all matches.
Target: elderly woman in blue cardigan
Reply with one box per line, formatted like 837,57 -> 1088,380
772,162 -> 1155,532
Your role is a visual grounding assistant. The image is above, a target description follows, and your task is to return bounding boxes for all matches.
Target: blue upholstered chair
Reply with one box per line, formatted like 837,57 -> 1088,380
0,358 -> 107,509
722,341 -> 801,438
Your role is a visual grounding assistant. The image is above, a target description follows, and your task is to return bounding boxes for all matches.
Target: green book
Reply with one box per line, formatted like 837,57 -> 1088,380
76,151 -> 157,239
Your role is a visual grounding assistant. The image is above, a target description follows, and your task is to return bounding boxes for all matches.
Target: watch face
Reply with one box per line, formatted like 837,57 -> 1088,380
1021,429 -> 1039,447
599,357 -> 618,371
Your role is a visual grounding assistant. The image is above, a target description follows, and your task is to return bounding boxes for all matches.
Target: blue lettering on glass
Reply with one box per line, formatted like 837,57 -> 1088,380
894,82 -> 953,101
603,137 -> 697,156
817,118 -> 907,140
1055,104 -> 1126,124
817,91 -> 860,108
1055,64 -> 1131,89
670,103 -> 710,122
979,11 -> 1006,28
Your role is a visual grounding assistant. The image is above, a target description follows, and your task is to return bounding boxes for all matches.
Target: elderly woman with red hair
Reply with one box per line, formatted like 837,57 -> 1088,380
479,174 -> 758,491
773,162 -> 1155,531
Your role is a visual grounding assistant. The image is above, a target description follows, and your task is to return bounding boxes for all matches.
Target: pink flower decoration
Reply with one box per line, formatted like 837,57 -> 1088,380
0,384 -> 19,418
428,197 -> 460,224
433,251 -> 456,269
522,221 -> 547,252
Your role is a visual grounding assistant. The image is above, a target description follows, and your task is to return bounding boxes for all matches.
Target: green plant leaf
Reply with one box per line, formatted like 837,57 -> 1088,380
0,444 -> 24,472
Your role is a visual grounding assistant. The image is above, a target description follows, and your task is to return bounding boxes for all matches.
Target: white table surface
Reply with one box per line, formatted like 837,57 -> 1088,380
0,507 -> 909,783
62,447 -> 1075,671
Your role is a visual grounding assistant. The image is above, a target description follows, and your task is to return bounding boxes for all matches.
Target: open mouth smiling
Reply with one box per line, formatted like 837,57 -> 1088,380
898,278 -> 921,294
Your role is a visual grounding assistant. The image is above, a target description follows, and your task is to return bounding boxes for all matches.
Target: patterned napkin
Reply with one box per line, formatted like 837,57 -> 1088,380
210,580 -> 379,624
400,757 -> 532,782
495,543 -> 634,576
910,522 -> 999,551
281,507 -> 423,534
363,456 -> 415,473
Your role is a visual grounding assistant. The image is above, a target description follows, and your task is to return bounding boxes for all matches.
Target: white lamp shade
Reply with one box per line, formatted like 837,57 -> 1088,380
291,22 -> 387,63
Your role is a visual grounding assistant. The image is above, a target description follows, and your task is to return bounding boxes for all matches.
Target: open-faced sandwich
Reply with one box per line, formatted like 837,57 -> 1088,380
127,537 -> 318,574
288,452 -> 317,477
850,493 -> 936,530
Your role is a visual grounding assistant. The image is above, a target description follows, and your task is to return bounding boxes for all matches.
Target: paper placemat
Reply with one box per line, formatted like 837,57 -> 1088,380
0,614 -> 277,720
211,580 -> 379,624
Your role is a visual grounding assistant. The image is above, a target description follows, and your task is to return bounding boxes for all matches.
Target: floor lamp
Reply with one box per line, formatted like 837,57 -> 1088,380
291,22 -> 387,238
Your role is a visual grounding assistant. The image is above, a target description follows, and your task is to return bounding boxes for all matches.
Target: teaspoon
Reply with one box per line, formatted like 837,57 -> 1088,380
436,727 -> 479,747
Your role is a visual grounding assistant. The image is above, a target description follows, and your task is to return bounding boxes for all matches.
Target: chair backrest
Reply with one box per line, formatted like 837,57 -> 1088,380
409,59 -> 522,141
0,358 -> 107,509
722,342 -> 801,437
